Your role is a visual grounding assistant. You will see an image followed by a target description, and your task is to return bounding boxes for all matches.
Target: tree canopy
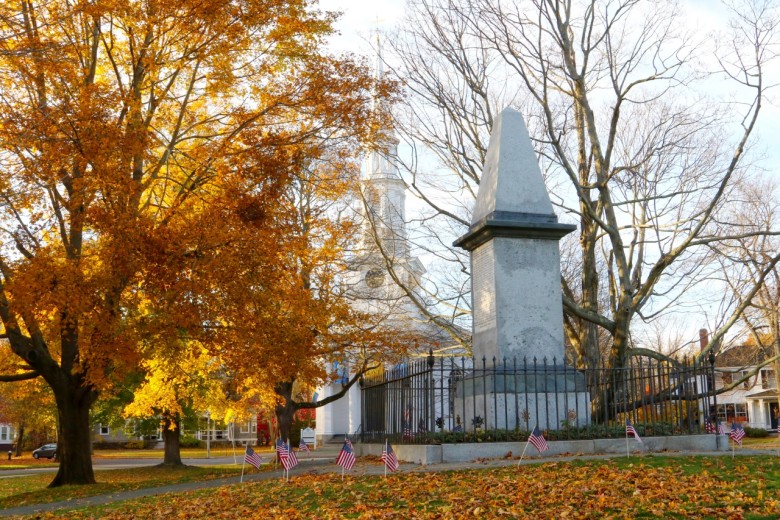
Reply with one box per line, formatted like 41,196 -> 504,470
0,0 -> 392,486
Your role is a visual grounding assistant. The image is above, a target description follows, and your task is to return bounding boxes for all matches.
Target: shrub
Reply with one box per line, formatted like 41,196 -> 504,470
124,440 -> 147,449
289,417 -> 313,446
179,435 -> 202,448
93,441 -> 131,450
744,427 -> 768,438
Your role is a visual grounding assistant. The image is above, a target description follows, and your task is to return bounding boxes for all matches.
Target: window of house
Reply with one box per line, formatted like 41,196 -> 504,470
0,426 -> 8,441
715,404 -> 727,422
721,372 -> 733,385
717,403 -> 749,422
100,425 -> 110,436
761,370 -> 777,389
240,422 -> 252,434
240,421 -> 257,433
741,370 -> 752,389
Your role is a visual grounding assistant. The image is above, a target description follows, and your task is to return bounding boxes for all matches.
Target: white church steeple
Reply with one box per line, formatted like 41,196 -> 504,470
351,31 -> 424,303
360,32 -> 410,264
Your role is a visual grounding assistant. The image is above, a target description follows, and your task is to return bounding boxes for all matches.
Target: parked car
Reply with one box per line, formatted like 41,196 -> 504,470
32,443 -> 57,459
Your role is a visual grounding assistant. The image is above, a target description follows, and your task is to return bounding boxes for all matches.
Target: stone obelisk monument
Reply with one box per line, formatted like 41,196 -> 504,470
454,107 -> 575,362
454,107 -> 587,431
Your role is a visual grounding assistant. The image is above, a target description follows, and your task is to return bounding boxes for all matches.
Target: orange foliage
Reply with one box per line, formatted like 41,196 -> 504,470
0,0 -> 396,484
33,460 -> 780,519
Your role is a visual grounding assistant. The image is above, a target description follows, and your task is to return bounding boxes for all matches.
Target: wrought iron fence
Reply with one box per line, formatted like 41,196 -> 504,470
360,353 -> 719,444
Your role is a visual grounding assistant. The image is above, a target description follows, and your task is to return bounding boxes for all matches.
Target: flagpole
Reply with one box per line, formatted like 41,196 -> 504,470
626,427 -> 630,459
287,437 -> 293,480
231,422 -> 237,465
240,451 -> 247,483
341,465 -> 345,482
517,439 -> 530,467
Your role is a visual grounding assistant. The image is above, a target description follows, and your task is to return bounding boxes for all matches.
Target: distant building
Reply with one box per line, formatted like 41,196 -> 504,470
0,422 -> 14,451
712,345 -> 779,431
315,38 -> 465,444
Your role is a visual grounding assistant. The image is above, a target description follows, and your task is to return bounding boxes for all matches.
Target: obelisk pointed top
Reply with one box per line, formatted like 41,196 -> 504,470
472,107 -> 554,225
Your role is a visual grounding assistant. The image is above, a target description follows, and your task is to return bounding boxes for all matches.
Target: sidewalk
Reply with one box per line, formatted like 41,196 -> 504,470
2,445 -> 776,518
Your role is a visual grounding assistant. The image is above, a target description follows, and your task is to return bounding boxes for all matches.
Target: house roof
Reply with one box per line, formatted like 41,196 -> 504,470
745,389 -> 780,400
715,344 -> 767,368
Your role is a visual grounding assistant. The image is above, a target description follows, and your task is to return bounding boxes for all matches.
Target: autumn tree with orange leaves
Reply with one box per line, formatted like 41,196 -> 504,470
199,151 -> 417,442
0,0 -> 392,486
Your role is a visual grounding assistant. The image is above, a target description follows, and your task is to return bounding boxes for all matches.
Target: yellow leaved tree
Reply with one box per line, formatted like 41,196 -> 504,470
0,0 -> 385,486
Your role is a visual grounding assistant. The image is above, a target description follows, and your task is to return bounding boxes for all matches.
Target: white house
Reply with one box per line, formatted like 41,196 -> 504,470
0,423 -> 14,451
712,345 -> 779,431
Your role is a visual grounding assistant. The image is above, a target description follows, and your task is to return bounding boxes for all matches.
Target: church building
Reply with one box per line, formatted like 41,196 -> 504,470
314,38 -> 443,444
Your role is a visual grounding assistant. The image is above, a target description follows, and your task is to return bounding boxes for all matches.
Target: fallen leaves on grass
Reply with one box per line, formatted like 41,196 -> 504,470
32,457 -> 780,519
0,466 -> 241,509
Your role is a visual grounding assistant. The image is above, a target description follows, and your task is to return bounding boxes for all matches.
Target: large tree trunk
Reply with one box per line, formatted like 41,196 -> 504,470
160,414 -> 183,466
274,380 -> 297,443
49,382 -> 96,487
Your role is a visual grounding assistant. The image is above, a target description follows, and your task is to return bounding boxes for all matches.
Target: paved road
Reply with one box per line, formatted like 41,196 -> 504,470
0,449 -> 342,478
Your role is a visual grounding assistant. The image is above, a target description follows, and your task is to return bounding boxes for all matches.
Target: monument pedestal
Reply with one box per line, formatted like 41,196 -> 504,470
454,368 -> 590,432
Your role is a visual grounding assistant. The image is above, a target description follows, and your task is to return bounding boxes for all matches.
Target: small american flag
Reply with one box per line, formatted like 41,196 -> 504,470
285,439 -> 299,470
528,426 -> 549,453
336,439 -> 356,471
244,446 -> 262,469
626,419 -> 643,443
730,423 -> 745,446
704,418 -> 716,434
718,421 -> 726,435
276,438 -> 297,470
299,438 -> 310,452
381,442 -> 399,472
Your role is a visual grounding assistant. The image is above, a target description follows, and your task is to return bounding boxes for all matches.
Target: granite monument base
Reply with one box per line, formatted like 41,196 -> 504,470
454,369 -> 591,431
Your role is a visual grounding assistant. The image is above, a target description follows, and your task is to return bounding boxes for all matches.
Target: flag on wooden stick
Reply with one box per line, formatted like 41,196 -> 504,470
336,438 -> 356,471
284,438 -> 299,470
381,440 -> 399,474
528,427 -> 549,453
626,419 -> 643,443
244,445 -> 262,469
730,423 -> 745,446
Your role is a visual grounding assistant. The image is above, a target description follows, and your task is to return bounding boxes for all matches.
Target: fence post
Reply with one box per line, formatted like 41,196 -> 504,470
492,357 -> 497,431
709,350 -> 720,449
513,357 -> 519,431
428,349 -> 435,439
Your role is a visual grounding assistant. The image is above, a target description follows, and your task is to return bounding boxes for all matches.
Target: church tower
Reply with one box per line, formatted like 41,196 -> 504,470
348,34 -> 425,314
316,35 -> 426,443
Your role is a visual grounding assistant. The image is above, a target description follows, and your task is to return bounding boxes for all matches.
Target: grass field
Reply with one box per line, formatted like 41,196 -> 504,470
4,454 -> 779,519
0,465 -> 244,510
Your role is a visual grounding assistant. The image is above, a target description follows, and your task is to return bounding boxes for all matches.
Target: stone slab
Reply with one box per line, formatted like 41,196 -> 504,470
356,435 -> 729,464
